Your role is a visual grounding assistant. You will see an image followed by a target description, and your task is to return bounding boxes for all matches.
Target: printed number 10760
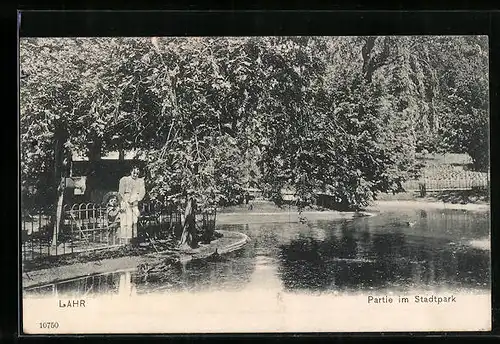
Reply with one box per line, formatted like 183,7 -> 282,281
39,322 -> 59,329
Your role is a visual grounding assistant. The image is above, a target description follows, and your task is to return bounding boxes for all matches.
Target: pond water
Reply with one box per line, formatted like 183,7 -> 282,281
24,207 -> 491,298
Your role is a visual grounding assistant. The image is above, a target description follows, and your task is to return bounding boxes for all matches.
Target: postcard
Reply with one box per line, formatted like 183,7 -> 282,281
20,35 -> 491,333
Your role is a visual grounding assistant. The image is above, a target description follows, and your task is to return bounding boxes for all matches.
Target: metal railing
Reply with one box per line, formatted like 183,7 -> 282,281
21,199 -> 218,262
62,203 -> 120,248
21,203 -> 126,261
21,208 -> 55,262
137,200 -> 183,240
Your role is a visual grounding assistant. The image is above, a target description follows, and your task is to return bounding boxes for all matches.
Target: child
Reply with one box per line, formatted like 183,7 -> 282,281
106,195 -> 121,244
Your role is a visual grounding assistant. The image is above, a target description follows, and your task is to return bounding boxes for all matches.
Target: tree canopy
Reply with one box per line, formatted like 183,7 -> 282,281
20,35 -> 490,213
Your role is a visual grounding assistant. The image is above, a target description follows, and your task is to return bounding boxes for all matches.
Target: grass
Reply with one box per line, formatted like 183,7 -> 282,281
376,188 -> 489,205
431,189 -> 490,204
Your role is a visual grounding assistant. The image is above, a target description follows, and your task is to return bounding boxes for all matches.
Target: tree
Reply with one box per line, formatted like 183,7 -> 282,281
20,37 -> 151,243
255,36 -> 421,209
435,36 -> 489,171
20,36 -> 490,248
136,37 -> 260,248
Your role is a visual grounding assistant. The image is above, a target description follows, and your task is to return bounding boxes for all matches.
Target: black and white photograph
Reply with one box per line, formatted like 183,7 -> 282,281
20,35 -> 491,333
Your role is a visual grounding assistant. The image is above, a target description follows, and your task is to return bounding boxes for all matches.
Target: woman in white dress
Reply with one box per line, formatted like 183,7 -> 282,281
118,165 -> 146,245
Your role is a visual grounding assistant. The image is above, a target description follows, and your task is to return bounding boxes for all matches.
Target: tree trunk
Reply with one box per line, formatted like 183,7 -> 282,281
52,127 -> 69,246
85,138 -> 103,203
361,36 -> 391,84
52,179 -> 65,246
361,37 -> 377,83
178,197 -> 198,250
200,209 -> 216,244
119,148 -> 125,161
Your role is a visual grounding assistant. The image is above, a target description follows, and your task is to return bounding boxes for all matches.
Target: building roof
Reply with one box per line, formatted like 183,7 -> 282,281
72,149 -> 146,162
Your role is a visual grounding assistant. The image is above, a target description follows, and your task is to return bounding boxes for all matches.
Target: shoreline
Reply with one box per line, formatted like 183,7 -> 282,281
23,230 -> 248,289
216,211 -> 366,225
217,199 -> 489,225
22,199 -> 489,289
369,200 -> 489,212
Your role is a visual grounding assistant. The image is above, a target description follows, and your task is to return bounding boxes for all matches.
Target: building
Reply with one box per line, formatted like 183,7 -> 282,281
66,149 -> 146,205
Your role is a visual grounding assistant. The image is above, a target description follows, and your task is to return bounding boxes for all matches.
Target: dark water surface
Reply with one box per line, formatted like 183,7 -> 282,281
25,207 -> 490,298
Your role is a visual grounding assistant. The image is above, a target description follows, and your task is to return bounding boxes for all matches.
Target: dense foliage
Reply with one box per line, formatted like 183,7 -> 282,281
20,36 -> 490,219
436,36 -> 489,171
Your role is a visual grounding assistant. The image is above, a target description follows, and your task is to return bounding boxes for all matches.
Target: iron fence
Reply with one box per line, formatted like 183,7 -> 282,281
21,200 -> 217,263
62,203 -> 121,250
21,203 -> 128,261
21,208 -> 55,262
137,200 -> 183,240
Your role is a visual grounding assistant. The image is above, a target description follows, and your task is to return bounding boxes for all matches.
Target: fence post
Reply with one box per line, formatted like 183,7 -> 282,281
52,177 -> 65,247
419,182 -> 426,197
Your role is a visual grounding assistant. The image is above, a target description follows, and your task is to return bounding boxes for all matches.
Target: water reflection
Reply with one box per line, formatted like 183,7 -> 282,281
278,209 -> 490,293
25,271 -> 126,298
24,208 -> 490,297
25,249 -> 258,298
